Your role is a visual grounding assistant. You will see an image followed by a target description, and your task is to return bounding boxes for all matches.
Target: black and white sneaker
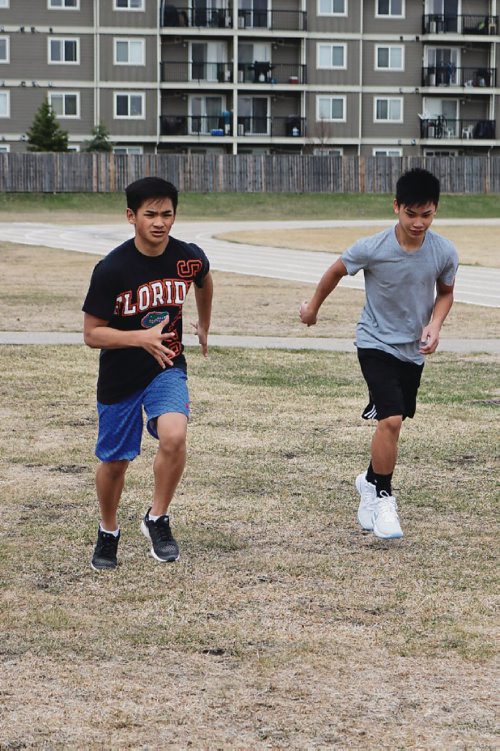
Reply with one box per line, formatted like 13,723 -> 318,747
141,509 -> 180,562
91,528 -> 120,570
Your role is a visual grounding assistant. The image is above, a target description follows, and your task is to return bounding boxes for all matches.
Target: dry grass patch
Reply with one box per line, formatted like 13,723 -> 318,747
0,345 -> 498,748
218,224 -> 500,268
1,242 -> 499,340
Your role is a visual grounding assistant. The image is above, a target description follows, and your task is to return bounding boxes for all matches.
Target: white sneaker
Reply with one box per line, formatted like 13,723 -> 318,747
355,472 -> 377,531
372,492 -> 404,539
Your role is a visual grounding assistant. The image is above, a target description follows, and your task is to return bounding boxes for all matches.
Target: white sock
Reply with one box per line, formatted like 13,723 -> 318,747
100,524 -> 119,537
148,512 -> 168,522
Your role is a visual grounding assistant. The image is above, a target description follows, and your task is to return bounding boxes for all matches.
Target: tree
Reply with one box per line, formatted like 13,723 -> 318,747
82,122 -> 113,153
26,100 -> 69,152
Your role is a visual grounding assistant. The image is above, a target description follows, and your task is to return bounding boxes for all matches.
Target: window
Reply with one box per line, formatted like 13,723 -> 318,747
376,0 -> 404,17
0,0 -> 9,7
318,0 -> 346,14
314,147 -> 343,155
0,91 -> 10,117
114,146 -> 144,154
0,144 -> 10,152
373,148 -> 402,156
49,38 -> 79,64
190,95 -> 224,134
0,37 -> 9,63
49,92 -> 79,118
114,39 -> 145,65
48,0 -> 79,8
237,96 -> 269,134
114,92 -> 145,118
317,44 -> 346,69
374,97 -> 402,122
67,145 -> 80,152
375,45 -> 404,70
114,0 -> 144,9
317,96 -> 346,121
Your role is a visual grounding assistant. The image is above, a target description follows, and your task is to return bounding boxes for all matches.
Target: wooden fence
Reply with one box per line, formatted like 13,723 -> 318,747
0,153 -> 499,193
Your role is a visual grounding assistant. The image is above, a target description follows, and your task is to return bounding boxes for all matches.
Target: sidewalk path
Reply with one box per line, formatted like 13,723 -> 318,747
1,331 -> 499,354
1,218 -> 499,307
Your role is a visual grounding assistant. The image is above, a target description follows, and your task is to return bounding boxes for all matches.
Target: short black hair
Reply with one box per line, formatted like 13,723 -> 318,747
395,168 -> 440,208
125,177 -> 179,213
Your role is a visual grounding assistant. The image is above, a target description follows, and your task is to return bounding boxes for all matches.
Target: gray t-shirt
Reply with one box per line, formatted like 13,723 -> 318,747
341,226 -> 459,364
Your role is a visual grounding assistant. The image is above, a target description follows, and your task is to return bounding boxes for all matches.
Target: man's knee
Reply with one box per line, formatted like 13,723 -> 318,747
157,414 -> 188,456
378,414 -> 403,437
99,459 -> 129,480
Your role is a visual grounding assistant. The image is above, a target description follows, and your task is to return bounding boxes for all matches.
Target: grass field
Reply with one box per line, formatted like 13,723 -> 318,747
0,190 -> 499,221
0,343 -> 498,748
0,197 -> 498,748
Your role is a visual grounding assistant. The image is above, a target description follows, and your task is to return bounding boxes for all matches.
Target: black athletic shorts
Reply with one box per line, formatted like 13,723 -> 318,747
357,348 -> 424,421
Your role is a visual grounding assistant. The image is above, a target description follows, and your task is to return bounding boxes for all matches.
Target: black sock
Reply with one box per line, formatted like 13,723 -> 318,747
366,462 -> 376,485
373,471 -> 393,497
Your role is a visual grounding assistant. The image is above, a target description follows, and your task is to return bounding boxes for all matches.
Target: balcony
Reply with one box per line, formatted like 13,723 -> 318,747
161,4 -> 232,28
160,5 -> 307,31
419,116 -> 495,140
422,14 -> 498,35
160,61 -> 306,84
422,66 -> 496,88
160,114 -> 306,137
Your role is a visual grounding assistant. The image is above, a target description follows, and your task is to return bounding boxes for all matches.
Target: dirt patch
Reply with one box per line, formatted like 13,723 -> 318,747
218,224 -> 500,268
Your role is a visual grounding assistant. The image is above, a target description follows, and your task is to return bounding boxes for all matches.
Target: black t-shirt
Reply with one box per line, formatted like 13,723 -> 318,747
82,236 -> 210,404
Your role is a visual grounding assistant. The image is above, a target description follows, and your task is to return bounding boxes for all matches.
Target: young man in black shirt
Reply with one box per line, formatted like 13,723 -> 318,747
83,177 -> 213,570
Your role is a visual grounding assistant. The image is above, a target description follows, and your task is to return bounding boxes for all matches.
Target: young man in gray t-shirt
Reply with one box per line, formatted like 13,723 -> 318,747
300,168 -> 459,539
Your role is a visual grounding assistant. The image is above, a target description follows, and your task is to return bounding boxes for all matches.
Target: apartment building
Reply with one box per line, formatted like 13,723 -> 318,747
0,0 -> 498,156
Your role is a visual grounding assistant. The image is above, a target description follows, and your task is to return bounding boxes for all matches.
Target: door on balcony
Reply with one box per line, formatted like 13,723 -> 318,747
190,95 -> 224,133
428,0 -> 459,32
191,42 -> 228,81
427,47 -> 459,85
423,97 -> 459,136
238,42 -> 271,82
239,0 -> 269,28
192,0 -> 227,28
237,96 -> 269,134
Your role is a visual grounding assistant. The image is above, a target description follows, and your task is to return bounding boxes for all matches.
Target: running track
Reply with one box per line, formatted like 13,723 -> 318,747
1,218 -> 499,308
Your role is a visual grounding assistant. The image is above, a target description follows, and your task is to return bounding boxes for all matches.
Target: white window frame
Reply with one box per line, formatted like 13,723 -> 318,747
375,0 -> 404,18
48,37 -> 79,64
113,146 -> 144,154
0,90 -> 10,118
372,148 -> 403,156
316,95 -> 346,122
0,36 -> 9,64
113,38 -> 145,66
317,43 -> 347,70
375,45 -> 404,71
318,0 -> 347,16
313,147 -> 344,155
48,91 -> 80,118
113,0 -> 144,10
48,0 -> 80,9
374,97 -> 403,122
0,0 -> 10,7
114,91 -> 145,119
0,144 -> 10,152
67,144 -> 80,152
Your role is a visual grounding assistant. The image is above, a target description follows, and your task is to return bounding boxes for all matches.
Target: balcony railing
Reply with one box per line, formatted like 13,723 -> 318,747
160,5 -> 307,31
422,66 -> 496,87
419,117 -> 495,140
160,61 -> 306,84
160,114 -> 306,137
422,14 -> 498,34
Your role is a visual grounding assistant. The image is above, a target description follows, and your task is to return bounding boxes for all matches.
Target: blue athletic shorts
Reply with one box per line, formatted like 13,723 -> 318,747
95,367 -> 189,462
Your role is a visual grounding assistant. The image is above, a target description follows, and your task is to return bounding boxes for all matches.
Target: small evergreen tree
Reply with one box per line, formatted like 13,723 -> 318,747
82,122 -> 113,153
26,100 -> 69,152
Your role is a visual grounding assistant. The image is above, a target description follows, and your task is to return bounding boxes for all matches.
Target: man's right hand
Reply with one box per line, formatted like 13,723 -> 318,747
299,301 -> 318,327
140,316 -> 176,368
